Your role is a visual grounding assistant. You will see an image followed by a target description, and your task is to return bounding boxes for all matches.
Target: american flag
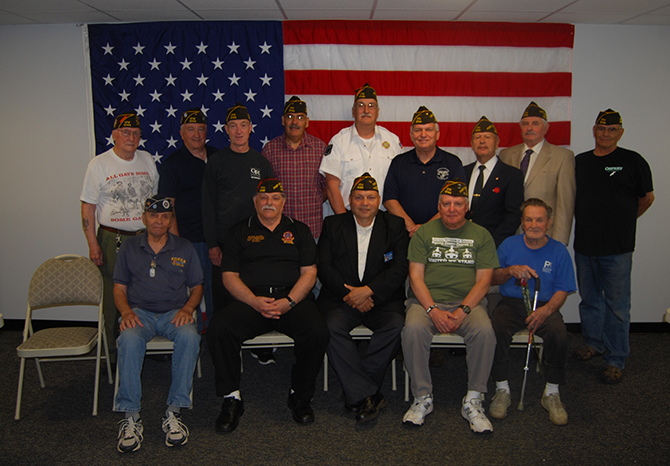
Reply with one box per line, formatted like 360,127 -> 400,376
88,21 -> 573,165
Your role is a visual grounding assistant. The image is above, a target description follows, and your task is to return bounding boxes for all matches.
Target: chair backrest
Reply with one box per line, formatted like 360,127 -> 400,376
28,255 -> 102,310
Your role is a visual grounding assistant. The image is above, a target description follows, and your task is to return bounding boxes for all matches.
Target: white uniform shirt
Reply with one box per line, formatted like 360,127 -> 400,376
355,217 -> 376,281
468,155 -> 499,206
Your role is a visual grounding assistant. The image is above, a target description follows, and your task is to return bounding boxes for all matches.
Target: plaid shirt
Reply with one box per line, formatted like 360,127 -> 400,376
262,132 -> 327,238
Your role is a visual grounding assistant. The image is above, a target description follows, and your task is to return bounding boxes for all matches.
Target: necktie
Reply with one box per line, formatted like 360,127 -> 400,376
472,165 -> 485,211
520,149 -> 533,177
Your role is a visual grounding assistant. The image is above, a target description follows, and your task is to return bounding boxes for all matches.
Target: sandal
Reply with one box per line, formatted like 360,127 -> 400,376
601,365 -> 622,384
575,346 -> 601,361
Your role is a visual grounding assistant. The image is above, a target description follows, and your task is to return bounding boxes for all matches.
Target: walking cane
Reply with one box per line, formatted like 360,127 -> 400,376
517,276 -> 541,412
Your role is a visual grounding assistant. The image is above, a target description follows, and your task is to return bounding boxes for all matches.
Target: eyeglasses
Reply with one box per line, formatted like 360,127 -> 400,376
594,126 -> 620,135
355,102 -> 378,110
285,114 -> 306,121
118,129 -> 142,139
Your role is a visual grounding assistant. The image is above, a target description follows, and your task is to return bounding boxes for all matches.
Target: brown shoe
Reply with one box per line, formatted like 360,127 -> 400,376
600,365 -> 622,384
574,346 -> 601,361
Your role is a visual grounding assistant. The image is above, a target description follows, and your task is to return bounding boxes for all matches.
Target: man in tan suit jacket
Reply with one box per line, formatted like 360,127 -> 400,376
499,102 -> 575,245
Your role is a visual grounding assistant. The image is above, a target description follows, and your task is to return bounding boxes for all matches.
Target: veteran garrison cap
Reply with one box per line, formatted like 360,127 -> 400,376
226,102 -> 251,123
181,108 -> 207,125
412,106 -> 438,125
522,101 -> 547,121
440,179 -> 468,197
284,96 -> 307,115
256,178 -> 284,194
350,172 -> 379,193
595,109 -> 622,126
113,112 -> 140,130
472,116 -> 498,136
354,83 -> 377,101
144,196 -> 173,213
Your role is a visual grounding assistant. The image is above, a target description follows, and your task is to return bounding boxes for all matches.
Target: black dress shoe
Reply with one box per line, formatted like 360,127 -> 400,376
344,397 -> 367,414
287,392 -> 314,424
216,397 -> 244,433
355,392 -> 387,424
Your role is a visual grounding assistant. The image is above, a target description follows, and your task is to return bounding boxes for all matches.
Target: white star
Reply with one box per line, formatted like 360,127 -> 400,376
152,152 -> 163,164
132,42 -> 145,55
166,136 -> 178,148
260,136 -> 270,147
180,58 -> 192,70
149,90 -> 162,102
106,134 -> 114,146
102,43 -> 113,55
165,106 -> 178,118
260,74 -> 273,86
259,41 -> 272,54
196,42 -> 208,54
243,57 -> 256,69
213,120 -> 225,133
148,58 -> 161,70
181,89 -> 193,102
228,42 -> 240,54
118,59 -> 129,71
165,42 -> 176,55
212,89 -> 225,101
196,74 -> 209,86
138,138 -> 147,148
118,89 -> 130,101
244,88 -> 257,101
260,105 -> 273,118
212,57 -> 224,70
103,74 -> 115,86
150,121 -> 162,133
200,106 -> 209,116
133,74 -> 145,86
251,123 -> 257,133
104,105 -> 116,116
134,105 -> 146,117
228,73 -> 240,86
165,74 -> 177,86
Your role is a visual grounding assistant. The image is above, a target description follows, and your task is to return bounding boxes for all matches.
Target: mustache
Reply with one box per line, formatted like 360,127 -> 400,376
261,205 -> 276,212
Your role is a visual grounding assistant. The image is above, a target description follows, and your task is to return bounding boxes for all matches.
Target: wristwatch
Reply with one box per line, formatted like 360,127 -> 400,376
286,296 -> 297,308
426,304 -> 438,314
459,304 -> 471,315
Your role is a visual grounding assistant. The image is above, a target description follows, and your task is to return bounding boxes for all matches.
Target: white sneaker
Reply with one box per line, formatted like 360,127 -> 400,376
162,411 -> 190,447
402,394 -> 434,426
489,389 -> 511,419
541,393 -> 568,425
461,397 -> 493,434
117,417 -> 143,453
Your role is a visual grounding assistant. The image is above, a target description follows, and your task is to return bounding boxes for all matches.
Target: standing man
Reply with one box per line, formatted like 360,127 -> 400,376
207,179 -> 329,433
574,109 -> 654,384
262,96 -> 327,239
201,103 -> 273,314
489,199 -> 575,426
318,173 -> 409,424
499,102 -> 576,245
159,108 -> 219,333
401,180 -> 499,433
81,112 -> 159,356
464,116 -> 524,248
114,196 -> 202,452
320,83 -> 402,215
384,106 -> 466,237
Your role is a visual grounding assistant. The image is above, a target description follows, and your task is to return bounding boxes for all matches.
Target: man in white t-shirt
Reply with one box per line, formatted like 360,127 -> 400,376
80,112 -> 159,356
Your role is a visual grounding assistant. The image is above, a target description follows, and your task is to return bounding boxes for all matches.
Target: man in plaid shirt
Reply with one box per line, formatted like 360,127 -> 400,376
262,96 -> 326,239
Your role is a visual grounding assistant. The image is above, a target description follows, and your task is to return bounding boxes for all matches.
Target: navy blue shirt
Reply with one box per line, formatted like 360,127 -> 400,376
114,232 -> 204,313
158,144 -> 218,243
383,148 -> 465,224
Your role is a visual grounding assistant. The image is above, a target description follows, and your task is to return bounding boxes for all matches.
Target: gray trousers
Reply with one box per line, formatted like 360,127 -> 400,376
402,298 -> 495,398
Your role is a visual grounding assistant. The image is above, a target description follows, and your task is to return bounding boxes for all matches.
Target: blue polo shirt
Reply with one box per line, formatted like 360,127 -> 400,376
383,148 -> 466,224
114,232 -> 204,313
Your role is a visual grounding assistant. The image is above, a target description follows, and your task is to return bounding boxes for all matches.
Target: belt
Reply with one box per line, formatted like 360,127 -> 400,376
100,225 -> 145,236
253,286 -> 290,296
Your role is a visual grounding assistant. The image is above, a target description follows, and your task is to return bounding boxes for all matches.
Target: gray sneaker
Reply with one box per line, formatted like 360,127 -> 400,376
162,411 -> 190,447
402,394 -> 434,426
117,417 -> 143,453
489,389 -> 511,419
541,393 -> 568,425
461,397 -> 493,434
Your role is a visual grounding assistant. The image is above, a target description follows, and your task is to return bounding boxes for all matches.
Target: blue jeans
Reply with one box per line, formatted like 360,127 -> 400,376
192,242 -> 213,333
114,308 -> 201,413
575,252 -> 633,370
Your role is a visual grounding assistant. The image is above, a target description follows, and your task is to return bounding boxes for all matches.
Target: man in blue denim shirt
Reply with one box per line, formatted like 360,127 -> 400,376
113,196 -> 203,453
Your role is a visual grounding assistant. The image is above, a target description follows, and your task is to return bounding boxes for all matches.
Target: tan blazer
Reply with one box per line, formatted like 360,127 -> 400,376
499,141 -> 575,245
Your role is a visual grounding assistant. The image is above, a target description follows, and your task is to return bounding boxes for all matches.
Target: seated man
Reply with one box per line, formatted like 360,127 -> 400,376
113,196 -> 203,453
402,180 -> 499,433
207,179 -> 329,433
318,173 -> 409,424
489,198 -> 575,425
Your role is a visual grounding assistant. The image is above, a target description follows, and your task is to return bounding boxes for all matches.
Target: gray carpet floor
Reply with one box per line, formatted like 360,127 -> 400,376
1,328 -> 669,466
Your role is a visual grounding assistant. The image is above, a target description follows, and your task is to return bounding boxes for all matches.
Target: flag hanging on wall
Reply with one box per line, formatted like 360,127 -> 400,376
88,20 -> 573,164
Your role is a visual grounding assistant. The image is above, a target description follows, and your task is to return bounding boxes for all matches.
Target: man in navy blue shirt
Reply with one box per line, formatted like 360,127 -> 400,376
113,196 -> 203,453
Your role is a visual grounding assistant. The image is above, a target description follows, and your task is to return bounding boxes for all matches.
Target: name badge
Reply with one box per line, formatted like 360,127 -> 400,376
384,251 -> 393,262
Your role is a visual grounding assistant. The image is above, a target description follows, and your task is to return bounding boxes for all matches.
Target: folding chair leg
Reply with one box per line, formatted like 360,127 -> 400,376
323,354 -> 329,392
15,358 -> 27,420
391,358 -> 397,391
35,359 -> 45,388
101,328 -> 113,384
404,364 -> 410,402
197,355 -> 202,378
112,363 -> 120,411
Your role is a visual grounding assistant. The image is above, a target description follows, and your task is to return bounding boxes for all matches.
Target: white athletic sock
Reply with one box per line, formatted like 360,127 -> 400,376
225,390 -> 241,400
544,383 -> 560,396
496,380 -> 511,394
465,390 -> 481,402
